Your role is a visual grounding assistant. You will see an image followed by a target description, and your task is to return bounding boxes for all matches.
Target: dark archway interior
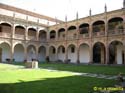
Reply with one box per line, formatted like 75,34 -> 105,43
109,41 -> 123,64
93,44 -> 101,63
50,30 -> 56,39
68,26 -> 76,31
93,43 -> 105,63
79,24 -> 89,34
39,30 -> 46,40
108,17 -> 123,30
58,28 -> 65,37
93,21 -> 105,32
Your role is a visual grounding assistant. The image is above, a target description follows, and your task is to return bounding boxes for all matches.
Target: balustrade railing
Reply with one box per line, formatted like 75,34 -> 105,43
49,38 -> 56,42
67,35 -> 78,40
14,34 -> 25,39
58,37 -> 65,41
79,33 -> 89,39
39,38 -> 47,42
93,31 -> 105,37
0,32 -> 11,38
28,36 -> 37,41
108,29 -> 124,36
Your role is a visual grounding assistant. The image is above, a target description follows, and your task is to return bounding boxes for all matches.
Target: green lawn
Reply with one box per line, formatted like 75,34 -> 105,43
38,63 -> 125,75
0,63 -> 117,93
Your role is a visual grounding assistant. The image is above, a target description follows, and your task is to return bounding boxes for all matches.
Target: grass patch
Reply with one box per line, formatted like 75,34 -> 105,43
38,63 -> 125,75
0,63 -> 116,93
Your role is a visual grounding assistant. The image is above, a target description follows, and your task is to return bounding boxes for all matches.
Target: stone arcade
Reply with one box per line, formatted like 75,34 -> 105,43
0,1 -> 125,65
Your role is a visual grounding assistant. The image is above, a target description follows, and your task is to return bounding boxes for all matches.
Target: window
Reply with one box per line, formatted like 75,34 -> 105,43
71,47 -> 75,53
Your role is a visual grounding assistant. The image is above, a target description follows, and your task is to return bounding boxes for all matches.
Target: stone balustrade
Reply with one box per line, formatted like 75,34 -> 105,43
0,32 -> 11,38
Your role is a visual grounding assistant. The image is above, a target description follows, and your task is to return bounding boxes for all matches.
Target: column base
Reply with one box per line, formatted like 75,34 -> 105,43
89,61 -> 93,64
45,56 -> 50,63
64,59 -> 70,64
76,59 -> 80,64
7,59 -> 14,63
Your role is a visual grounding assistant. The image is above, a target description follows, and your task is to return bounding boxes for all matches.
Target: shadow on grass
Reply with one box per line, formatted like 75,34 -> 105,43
0,75 -> 115,93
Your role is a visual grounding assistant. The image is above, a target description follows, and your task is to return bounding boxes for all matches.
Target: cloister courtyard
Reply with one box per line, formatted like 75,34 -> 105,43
0,0 -> 125,92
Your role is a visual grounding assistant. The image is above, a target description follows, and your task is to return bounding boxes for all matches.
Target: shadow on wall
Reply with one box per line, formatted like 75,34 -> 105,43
0,75 -> 115,93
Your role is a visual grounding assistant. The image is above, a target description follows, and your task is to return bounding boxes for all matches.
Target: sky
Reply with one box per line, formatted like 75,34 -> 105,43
0,0 -> 123,21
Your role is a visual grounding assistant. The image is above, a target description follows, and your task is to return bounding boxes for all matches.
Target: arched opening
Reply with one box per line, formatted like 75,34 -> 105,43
50,30 -> 56,40
68,26 -> 76,31
67,26 -> 77,39
39,30 -> 47,42
92,21 -> 105,36
93,42 -> 105,64
27,45 -> 36,61
49,46 -> 56,61
109,41 -> 123,64
0,23 -> 12,38
28,28 -> 37,40
108,17 -> 123,35
57,45 -> 65,62
15,26 -> 25,39
14,44 -> 24,62
58,28 -> 65,40
79,43 -> 90,63
79,23 -> 89,38
0,42 -> 11,62
67,44 -> 77,63
108,17 -> 123,30
38,46 -> 46,62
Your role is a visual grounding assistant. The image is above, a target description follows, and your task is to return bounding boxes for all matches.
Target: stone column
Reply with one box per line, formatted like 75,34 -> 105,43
46,29 -> 49,42
105,44 -> 109,64
114,45 -> 117,64
56,30 -> 58,41
36,28 -> 39,41
46,45 -> 49,57
89,45 -> 93,64
10,25 -> 15,63
64,47 -> 68,63
89,24 -> 92,38
25,27 -> 28,40
89,18 -> 93,64
24,47 -> 27,61
10,44 -> 14,63
105,21 -> 108,36
55,48 -> 58,61
36,47 -> 39,60
11,25 -> 15,39
76,47 -> 80,64
101,47 -> 105,64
